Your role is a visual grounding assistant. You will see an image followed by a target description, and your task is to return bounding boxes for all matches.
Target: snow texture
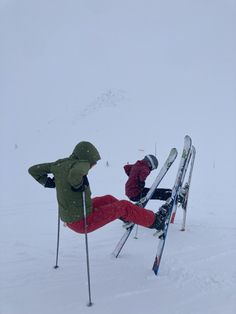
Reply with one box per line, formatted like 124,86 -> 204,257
0,0 -> 236,313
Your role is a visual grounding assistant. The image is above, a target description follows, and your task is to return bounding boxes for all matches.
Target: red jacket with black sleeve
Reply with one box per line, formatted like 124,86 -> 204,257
124,159 -> 151,200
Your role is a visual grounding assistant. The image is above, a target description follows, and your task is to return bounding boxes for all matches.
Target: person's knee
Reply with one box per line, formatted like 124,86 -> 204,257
118,200 -> 131,207
67,223 -> 85,234
104,194 -> 118,203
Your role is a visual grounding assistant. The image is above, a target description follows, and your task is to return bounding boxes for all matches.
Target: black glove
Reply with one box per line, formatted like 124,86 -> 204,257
44,177 -> 55,188
71,175 -> 89,192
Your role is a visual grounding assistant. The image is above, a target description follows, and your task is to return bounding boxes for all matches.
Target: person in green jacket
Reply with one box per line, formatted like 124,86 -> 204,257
28,141 -> 169,233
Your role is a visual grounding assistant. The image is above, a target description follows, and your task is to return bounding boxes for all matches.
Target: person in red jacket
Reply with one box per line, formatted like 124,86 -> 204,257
124,154 -> 172,202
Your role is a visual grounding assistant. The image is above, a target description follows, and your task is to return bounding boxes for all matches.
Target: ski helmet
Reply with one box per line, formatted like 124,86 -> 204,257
144,154 -> 158,170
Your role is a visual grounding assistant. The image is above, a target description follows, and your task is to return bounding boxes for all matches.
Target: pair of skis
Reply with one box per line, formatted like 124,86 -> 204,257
112,135 -> 196,276
170,142 -> 196,227
152,135 -> 195,274
180,145 -> 196,231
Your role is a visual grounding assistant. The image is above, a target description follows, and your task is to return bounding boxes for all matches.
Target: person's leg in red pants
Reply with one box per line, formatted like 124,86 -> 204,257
67,194 -> 155,234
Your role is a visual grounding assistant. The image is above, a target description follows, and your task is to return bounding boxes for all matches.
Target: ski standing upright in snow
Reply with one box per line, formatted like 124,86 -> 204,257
112,147 -> 178,258
152,135 -> 192,275
170,142 -> 192,224
180,145 -> 196,231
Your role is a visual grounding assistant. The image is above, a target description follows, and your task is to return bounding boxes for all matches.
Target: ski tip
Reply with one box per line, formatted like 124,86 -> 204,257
152,264 -> 159,276
171,147 -> 178,154
152,256 -> 160,275
184,135 -> 192,146
169,148 -> 178,162
111,250 -> 121,258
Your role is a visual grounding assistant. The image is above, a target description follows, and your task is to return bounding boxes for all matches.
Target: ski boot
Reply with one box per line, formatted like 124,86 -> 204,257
149,198 -> 173,236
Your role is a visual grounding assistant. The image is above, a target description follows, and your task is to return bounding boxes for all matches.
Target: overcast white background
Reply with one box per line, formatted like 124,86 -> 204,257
1,0 -> 236,313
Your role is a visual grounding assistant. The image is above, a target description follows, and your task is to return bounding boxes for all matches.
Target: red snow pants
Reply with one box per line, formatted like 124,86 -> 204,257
67,194 -> 155,234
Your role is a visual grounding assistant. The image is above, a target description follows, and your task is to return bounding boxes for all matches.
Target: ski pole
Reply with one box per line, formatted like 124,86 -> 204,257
82,191 -> 93,307
54,208 -> 60,269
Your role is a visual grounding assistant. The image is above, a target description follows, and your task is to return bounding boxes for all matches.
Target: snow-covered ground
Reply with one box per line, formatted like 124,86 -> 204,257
1,0 -> 236,313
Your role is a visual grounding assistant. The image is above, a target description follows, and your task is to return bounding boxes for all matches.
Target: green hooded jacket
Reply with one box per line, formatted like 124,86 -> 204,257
28,142 -> 101,222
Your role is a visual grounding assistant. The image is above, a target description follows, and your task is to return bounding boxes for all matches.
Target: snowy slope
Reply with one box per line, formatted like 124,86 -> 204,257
1,0 -> 236,313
